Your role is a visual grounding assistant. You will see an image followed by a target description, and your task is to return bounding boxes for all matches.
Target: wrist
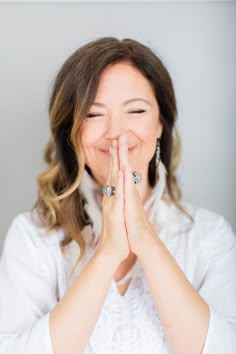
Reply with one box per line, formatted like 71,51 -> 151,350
134,231 -> 162,261
94,248 -> 123,270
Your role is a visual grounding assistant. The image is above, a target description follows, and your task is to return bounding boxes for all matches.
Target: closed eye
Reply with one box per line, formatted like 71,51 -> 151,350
86,113 -> 104,118
86,110 -> 146,118
128,110 -> 146,114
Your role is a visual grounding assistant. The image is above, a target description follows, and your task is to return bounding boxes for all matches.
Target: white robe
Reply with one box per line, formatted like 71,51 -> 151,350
0,171 -> 236,353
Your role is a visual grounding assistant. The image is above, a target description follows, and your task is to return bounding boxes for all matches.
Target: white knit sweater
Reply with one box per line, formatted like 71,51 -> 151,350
0,172 -> 236,353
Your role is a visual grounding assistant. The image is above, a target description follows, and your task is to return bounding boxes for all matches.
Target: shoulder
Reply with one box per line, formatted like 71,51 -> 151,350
180,201 -> 236,260
179,200 -> 227,225
181,200 -> 234,234
2,211 -> 65,262
159,198 -> 230,233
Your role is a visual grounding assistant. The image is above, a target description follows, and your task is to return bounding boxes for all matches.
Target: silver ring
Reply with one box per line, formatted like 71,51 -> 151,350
103,185 -> 116,196
132,171 -> 142,184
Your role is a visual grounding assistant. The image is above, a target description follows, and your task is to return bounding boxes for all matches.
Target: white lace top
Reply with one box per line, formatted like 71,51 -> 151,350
0,185 -> 236,353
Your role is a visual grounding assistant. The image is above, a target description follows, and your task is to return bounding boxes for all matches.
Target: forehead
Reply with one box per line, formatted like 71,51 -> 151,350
94,62 -> 156,102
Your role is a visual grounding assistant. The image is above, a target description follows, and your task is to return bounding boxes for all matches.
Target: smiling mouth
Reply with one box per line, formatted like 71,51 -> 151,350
100,146 -> 137,155
128,146 -> 137,152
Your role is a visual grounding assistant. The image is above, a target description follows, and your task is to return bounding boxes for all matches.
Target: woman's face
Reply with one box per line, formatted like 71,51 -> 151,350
79,62 -> 163,187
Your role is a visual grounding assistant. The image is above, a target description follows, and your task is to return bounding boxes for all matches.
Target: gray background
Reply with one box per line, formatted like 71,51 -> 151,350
0,1 -> 235,254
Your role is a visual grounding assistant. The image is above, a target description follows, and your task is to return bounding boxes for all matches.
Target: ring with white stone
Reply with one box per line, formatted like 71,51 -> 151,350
132,171 -> 142,184
102,185 -> 116,196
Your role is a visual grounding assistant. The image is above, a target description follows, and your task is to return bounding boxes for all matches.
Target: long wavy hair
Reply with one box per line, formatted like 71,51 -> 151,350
33,37 -> 192,261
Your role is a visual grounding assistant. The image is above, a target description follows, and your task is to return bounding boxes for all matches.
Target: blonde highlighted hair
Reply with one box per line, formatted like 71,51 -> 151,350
33,37 -> 192,262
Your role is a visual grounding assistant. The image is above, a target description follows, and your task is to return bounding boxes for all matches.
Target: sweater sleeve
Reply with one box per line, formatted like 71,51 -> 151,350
196,214 -> 236,354
0,214 -> 59,354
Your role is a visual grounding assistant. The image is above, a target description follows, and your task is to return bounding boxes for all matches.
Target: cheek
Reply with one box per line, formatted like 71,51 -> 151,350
79,134 -> 95,168
78,129 -> 95,167
132,118 -> 160,142
80,123 -> 102,149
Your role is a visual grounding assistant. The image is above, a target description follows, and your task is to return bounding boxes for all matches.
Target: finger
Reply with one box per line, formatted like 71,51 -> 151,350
106,145 -> 113,186
123,164 -> 134,198
115,170 -> 124,203
102,144 -> 113,206
111,140 -> 119,186
118,135 -> 130,170
103,141 -> 119,204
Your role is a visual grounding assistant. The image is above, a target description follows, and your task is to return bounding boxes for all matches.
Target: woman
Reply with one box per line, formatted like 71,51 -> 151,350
0,37 -> 235,354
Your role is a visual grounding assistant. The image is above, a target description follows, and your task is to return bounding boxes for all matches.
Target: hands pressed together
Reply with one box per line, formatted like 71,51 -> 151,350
97,135 -> 158,263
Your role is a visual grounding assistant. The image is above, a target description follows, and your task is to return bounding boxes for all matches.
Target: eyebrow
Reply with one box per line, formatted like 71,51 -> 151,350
91,98 -> 152,107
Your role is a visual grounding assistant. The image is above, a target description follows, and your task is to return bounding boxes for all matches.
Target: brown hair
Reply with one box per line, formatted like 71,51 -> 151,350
33,37 -> 193,261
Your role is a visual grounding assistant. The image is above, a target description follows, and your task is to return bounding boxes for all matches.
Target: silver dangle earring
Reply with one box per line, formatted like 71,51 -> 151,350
156,138 -> 161,179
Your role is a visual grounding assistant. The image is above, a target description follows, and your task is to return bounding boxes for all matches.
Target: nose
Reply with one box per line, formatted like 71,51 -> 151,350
105,112 -> 128,140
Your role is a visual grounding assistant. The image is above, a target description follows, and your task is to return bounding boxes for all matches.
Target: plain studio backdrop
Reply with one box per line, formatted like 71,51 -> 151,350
0,1 -> 235,253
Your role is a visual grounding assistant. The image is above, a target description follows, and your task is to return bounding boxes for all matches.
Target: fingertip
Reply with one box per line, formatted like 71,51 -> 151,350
119,134 -> 128,145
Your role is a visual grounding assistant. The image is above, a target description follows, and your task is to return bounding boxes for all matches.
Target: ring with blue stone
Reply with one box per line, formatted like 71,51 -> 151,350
132,171 -> 142,184
102,185 -> 116,196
